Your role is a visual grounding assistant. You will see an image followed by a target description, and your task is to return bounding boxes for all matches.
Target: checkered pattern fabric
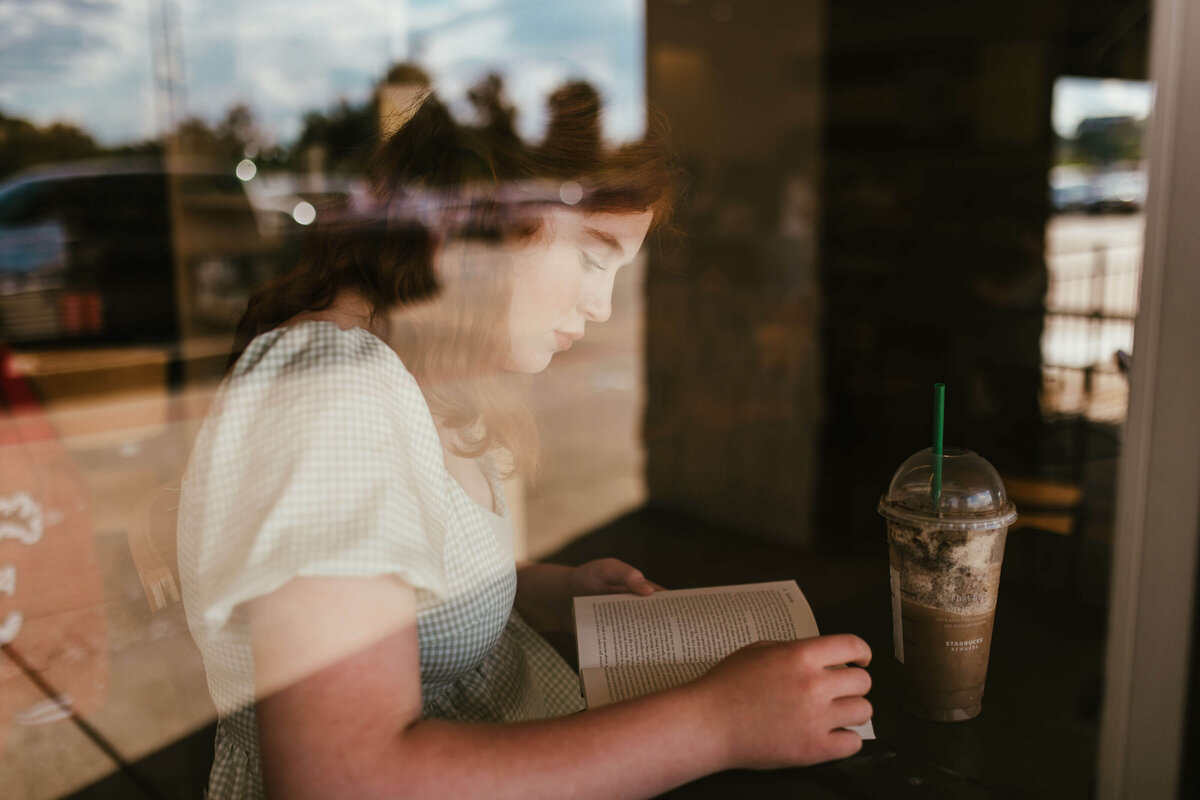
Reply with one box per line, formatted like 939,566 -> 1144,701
178,321 -> 584,799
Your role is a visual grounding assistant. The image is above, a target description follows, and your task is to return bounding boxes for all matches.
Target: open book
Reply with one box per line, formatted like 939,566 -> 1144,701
574,580 -> 875,739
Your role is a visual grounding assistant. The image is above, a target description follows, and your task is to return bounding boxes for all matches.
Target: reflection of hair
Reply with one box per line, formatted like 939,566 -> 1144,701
229,88 -> 674,476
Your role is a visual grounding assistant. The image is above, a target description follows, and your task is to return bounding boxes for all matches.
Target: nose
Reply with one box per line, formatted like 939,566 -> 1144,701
580,278 -> 614,321
579,277 -> 614,323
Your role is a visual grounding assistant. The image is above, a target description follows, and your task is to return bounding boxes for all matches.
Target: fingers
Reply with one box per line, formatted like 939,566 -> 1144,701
831,696 -> 873,729
627,573 -> 656,595
823,729 -> 866,761
700,635 -> 873,771
825,665 -> 872,699
613,566 -> 654,596
590,559 -> 657,595
804,633 -> 872,669
591,558 -> 629,582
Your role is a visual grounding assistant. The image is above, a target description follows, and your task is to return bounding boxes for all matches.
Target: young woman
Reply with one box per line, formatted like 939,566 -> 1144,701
178,90 -> 872,799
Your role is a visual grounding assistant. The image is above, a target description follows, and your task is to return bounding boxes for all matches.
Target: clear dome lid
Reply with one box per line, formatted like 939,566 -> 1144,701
877,446 -> 1017,531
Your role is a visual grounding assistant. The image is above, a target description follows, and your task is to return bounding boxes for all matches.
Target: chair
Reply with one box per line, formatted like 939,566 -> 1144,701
127,479 -> 183,612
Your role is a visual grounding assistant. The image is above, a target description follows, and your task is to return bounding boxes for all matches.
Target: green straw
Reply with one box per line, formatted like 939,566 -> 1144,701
932,382 -> 945,512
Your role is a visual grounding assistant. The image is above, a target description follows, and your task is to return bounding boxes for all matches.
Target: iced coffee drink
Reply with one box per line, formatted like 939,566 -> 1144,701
878,447 -> 1017,722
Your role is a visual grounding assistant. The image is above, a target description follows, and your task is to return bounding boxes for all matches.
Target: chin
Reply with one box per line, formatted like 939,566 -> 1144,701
503,350 -> 555,374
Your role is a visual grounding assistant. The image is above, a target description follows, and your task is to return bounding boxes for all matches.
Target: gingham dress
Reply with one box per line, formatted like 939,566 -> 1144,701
178,321 -> 584,799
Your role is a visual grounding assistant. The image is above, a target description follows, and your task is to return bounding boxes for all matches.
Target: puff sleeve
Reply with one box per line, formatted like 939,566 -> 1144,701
178,323 -> 449,643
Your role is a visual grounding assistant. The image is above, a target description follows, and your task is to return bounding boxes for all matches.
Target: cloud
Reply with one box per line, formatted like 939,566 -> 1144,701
0,0 -> 644,147
0,0 -> 127,84
0,0 -> 154,142
181,0 -> 409,140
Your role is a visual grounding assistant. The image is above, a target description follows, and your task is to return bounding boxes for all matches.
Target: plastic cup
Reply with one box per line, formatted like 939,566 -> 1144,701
878,447 -> 1018,722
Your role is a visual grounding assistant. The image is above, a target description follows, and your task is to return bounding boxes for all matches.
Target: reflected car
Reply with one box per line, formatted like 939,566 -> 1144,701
0,157 -> 287,348
1050,166 -> 1093,213
0,160 -> 292,586
1085,170 -> 1146,214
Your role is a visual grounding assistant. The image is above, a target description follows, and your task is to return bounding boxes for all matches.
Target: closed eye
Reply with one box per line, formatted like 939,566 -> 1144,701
579,251 -> 607,271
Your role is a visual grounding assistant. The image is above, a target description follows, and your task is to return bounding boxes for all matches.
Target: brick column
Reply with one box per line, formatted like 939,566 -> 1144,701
644,0 -> 826,547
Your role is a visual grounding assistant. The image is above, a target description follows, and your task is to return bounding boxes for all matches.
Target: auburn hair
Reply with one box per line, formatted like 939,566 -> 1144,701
228,86 -> 675,478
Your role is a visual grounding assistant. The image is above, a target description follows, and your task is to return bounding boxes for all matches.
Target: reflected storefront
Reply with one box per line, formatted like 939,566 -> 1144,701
1,1 -> 1197,798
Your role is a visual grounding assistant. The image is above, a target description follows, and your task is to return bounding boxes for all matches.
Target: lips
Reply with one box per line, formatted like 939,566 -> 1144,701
554,331 -> 582,350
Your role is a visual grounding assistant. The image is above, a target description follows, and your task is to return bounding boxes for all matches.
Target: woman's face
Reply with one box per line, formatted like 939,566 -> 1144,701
503,207 -> 653,373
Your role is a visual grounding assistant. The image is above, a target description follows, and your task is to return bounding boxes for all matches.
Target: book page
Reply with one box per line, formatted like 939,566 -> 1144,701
575,581 -> 816,702
574,580 -> 874,739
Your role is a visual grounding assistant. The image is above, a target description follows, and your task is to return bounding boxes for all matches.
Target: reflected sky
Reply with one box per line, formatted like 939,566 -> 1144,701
0,0 -> 643,146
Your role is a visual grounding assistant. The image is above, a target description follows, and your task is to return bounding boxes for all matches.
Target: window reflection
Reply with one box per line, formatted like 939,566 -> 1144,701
3,2 -> 649,795
0,1 -> 1164,797
1044,77 -> 1150,424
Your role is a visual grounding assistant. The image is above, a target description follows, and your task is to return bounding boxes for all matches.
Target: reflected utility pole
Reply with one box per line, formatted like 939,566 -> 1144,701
149,0 -> 187,140
148,0 -> 195,356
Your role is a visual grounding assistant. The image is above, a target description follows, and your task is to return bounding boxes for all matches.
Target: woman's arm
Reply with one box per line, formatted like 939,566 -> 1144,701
249,575 -> 872,800
515,559 -> 660,632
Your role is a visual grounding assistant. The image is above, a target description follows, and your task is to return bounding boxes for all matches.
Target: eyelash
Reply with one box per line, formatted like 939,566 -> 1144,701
580,252 -> 607,271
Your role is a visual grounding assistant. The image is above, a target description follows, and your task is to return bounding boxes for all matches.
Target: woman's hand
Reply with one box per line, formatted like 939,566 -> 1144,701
690,634 -> 873,770
514,559 -> 662,632
569,557 -> 662,599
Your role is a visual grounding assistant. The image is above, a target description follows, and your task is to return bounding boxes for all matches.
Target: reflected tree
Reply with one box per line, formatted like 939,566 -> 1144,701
467,72 -> 521,147
0,112 -> 99,181
174,103 -> 263,164
541,80 -> 603,173
1073,115 -> 1145,165
294,99 -> 378,176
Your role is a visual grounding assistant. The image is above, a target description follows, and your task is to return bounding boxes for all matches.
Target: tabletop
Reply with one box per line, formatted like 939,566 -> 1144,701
655,558 -> 1106,799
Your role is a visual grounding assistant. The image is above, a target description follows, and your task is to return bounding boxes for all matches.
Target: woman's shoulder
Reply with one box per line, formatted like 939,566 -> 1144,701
233,320 -> 410,386
233,319 -> 392,372
222,320 -> 431,424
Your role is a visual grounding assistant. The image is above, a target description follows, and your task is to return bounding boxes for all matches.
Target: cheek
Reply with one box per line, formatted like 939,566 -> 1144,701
548,273 -> 583,311
512,265 -> 582,324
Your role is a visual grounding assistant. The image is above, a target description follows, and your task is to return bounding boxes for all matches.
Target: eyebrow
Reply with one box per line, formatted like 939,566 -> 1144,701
583,226 -> 626,260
